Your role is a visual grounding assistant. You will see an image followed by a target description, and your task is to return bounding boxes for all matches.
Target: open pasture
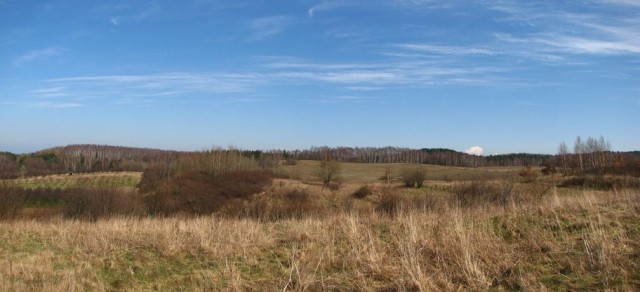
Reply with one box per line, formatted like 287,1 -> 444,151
4,162 -> 528,190
280,160 -> 528,183
6,172 -> 141,189
1,185 -> 638,291
1,161 -> 638,290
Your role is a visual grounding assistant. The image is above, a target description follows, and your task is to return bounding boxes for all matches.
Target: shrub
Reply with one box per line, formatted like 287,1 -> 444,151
137,162 -> 172,194
62,187 -> 144,220
376,187 -> 403,215
227,187 -> 319,221
318,160 -> 341,184
0,153 -> 20,179
143,170 -> 273,216
379,167 -> 393,183
0,182 -> 26,219
453,180 -> 516,208
401,168 -> 426,188
518,166 -> 537,182
326,181 -> 342,192
352,185 -> 373,199
559,175 -> 640,190
541,164 -> 556,176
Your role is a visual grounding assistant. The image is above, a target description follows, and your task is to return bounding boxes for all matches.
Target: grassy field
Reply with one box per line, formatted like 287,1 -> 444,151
6,172 -> 141,189
279,160 -> 527,183
2,162 -> 527,189
1,165 -> 638,290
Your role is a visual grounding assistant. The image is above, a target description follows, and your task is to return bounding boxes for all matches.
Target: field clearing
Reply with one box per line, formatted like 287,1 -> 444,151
280,160 -> 528,183
5,172 -> 142,189
0,187 -> 638,290
2,164 -> 638,290
3,162 -> 529,190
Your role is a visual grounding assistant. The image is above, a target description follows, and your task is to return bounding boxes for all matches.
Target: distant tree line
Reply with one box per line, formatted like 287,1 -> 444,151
554,136 -> 640,176
0,152 -> 21,179
0,145 -> 179,178
0,145 -> 288,179
1,140 -> 638,179
289,146 -> 552,167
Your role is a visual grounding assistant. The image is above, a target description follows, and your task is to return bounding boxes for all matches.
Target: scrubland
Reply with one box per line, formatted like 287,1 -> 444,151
1,166 -> 639,291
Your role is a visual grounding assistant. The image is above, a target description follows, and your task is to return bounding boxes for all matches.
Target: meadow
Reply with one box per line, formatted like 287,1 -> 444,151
1,161 -> 638,291
278,160 -> 524,183
8,172 -> 141,190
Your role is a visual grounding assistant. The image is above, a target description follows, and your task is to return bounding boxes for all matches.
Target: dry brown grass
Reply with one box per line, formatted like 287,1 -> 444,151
279,160 -> 526,183
1,180 -> 638,291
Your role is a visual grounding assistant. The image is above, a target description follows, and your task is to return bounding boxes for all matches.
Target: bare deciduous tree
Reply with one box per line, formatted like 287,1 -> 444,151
558,142 -> 568,176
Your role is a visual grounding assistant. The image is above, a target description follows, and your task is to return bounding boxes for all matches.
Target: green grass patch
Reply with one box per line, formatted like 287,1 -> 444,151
98,248 -> 224,290
25,198 -> 63,208
6,172 -> 142,189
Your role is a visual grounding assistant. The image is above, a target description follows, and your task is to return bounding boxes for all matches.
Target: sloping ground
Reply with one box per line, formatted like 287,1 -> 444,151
0,188 -> 637,291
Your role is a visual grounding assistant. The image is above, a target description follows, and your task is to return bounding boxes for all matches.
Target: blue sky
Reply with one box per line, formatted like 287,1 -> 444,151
1,0 -> 638,154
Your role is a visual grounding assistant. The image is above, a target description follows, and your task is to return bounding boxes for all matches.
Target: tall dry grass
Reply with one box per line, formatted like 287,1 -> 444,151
0,182 -> 638,291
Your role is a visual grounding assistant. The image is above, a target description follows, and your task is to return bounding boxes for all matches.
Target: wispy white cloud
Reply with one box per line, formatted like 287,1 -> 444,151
308,0 -> 449,18
261,52 -> 508,87
392,0 -> 454,9
50,73 -> 261,94
29,87 -> 69,98
484,2 -> 640,56
134,2 -> 161,21
267,59 -> 504,87
32,72 -> 265,107
14,47 -> 67,65
308,1 -> 347,17
396,44 -> 497,56
247,16 -> 293,41
497,32 -> 640,55
27,58 -> 506,108
31,101 -> 83,108
305,95 -> 374,104
347,86 -> 383,91
597,0 -> 640,7
277,71 -> 399,84
540,36 -> 640,55
96,2 -> 161,26
264,61 -> 380,70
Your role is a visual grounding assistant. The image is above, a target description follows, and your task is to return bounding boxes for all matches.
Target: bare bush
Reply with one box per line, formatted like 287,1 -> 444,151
318,159 -> 340,184
326,181 -> 342,192
226,187 -> 320,221
0,182 -> 26,219
137,162 -> 174,194
352,184 -> 373,199
376,187 -> 404,216
144,170 -> 273,216
559,175 -> 640,190
62,187 -> 144,220
518,165 -> 537,182
0,153 -> 20,179
453,180 -> 516,208
401,168 -> 426,188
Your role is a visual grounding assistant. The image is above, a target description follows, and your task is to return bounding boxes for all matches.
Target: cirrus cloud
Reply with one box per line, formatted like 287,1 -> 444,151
14,47 -> 67,65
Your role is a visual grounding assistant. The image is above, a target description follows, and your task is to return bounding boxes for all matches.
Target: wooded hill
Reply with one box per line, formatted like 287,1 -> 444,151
1,144 -> 639,179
